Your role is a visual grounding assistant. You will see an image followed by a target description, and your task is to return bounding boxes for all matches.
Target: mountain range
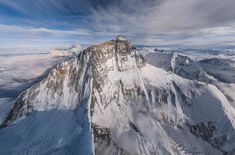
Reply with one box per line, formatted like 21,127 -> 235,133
0,36 -> 235,155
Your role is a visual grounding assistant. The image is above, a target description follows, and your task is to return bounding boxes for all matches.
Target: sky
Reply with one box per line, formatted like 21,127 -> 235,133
0,0 -> 235,53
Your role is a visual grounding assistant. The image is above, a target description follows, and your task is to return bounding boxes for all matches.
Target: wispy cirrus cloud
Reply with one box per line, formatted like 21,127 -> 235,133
87,0 -> 235,47
0,0 -> 235,52
0,24 -> 95,53
0,24 -> 92,37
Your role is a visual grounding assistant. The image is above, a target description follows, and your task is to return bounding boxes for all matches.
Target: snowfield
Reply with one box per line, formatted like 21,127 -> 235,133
0,37 -> 235,155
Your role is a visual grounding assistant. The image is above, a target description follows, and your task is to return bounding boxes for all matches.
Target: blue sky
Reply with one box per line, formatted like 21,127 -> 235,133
0,0 -> 235,53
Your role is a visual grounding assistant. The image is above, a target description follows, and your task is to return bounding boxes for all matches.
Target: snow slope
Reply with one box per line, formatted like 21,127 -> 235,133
143,50 -> 235,106
1,36 -> 235,155
0,98 -> 14,124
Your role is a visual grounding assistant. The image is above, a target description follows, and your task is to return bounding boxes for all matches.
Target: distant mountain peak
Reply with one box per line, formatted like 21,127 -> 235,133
49,42 -> 82,57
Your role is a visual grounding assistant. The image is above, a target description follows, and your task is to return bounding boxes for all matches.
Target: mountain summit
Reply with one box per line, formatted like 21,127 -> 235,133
116,35 -> 127,41
0,37 -> 235,155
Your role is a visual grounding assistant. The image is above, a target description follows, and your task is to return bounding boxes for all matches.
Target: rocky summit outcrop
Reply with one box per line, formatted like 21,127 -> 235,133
1,36 -> 235,155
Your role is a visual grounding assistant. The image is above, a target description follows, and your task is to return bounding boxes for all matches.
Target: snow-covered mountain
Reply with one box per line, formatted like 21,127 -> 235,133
49,43 -> 82,57
1,36 -> 235,155
142,50 -> 235,106
143,51 -> 211,81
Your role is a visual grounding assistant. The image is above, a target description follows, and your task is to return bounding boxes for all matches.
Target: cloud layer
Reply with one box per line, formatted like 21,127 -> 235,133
0,0 -> 235,52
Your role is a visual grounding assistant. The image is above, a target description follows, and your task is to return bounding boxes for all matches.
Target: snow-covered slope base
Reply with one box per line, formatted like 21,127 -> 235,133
0,105 -> 93,155
1,36 -> 235,155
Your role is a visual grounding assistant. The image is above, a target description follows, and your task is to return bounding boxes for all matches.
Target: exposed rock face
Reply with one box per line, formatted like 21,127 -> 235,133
1,37 -> 235,155
188,122 -> 228,154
